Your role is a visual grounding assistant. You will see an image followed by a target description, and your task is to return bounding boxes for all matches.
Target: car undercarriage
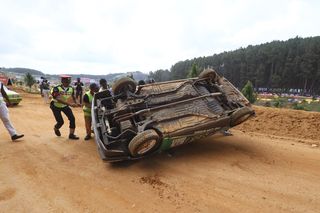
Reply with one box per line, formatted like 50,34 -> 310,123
92,69 -> 255,162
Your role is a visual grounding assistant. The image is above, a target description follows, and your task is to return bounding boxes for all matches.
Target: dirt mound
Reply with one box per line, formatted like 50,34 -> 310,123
235,106 -> 320,141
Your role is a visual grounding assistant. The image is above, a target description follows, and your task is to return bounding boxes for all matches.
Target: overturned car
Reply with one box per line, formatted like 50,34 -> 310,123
92,69 -> 255,162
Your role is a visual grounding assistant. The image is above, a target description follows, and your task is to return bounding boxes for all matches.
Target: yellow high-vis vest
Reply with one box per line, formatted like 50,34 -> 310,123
83,91 -> 93,117
51,85 -> 74,108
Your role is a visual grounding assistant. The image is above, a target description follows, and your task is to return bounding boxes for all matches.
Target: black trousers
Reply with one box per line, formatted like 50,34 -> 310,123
76,90 -> 83,104
50,102 -> 76,129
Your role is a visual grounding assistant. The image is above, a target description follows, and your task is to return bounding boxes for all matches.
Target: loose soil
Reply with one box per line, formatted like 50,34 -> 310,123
0,92 -> 319,213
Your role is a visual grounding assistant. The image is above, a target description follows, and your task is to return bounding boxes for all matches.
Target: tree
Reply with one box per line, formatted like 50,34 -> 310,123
155,36 -> 320,94
187,63 -> 199,78
149,69 -> 171,82
24,72 -> 36,92
241,81 -> 256,103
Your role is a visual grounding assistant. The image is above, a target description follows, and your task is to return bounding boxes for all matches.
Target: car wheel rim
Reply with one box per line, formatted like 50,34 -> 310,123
137,139 -> 157,155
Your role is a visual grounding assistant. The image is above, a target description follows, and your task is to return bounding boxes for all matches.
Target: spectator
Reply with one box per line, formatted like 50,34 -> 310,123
74,77 -> 84,104
39,76 -> 45,97
99,78 -> 109,92
41,79 -> 50,104
99,78 -> 114,109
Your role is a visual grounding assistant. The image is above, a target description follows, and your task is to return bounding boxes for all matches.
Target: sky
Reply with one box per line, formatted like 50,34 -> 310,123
0,0 -> 319,75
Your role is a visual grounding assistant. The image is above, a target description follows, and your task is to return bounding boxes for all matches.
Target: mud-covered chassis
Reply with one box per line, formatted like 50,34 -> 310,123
92,69 -> 255,162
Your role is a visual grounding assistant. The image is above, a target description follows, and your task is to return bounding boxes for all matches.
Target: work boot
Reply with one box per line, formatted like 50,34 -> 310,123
54,128 -> 61,136
11,134 -> 24,141
84,135 -> 92,141
69,134 -> 79,140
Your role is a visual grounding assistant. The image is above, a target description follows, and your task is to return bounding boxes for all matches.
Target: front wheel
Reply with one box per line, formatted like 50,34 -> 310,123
128,129 -> 160,157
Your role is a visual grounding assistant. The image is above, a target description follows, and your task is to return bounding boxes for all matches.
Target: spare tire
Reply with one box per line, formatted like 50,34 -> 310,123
128,129 -> 160,157
199,69 -> 217,82
112,77 -> 137,96
230,107 -> 255,127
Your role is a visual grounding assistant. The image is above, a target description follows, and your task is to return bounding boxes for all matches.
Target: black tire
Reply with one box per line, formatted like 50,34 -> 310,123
128,129 -> 160,157
112,77 -> 137,96
199,69 -> 217,82
230,107 -> 254,127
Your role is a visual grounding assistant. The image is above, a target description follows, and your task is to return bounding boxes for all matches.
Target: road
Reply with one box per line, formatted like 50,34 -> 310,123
0,92 -> 319,213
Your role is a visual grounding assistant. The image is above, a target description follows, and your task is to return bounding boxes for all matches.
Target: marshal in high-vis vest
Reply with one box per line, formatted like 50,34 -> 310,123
82,83 -> 99,140
50,75 -> 81,140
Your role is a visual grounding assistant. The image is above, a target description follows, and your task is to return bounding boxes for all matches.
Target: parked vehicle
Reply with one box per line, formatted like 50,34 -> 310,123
3,86 -> 22,105
92,68 -> 255,162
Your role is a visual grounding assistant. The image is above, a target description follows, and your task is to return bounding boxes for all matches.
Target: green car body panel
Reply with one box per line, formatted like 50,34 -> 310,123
3,86 -> 22,105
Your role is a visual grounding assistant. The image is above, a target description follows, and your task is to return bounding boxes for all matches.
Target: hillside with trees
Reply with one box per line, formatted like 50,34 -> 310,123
0,67 -> 148,82
149,36 -> 320,95
45,71 -> 147,82
0,67 -> 45,76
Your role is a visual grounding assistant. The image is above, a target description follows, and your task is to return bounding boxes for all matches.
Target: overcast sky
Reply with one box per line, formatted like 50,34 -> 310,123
0,0 -> 319,75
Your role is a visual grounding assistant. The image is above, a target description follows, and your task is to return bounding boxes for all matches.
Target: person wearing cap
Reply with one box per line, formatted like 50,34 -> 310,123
0,81 -> 24,141
50,75 -> 80,140
83,83 -> 99,140
74,77 -> 84,104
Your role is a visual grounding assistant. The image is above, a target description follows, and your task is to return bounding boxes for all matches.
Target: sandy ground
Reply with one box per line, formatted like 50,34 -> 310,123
0,92 -> 319,213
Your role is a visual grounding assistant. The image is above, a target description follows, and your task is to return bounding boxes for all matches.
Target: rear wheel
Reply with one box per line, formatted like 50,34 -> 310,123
112,77 -> 137,96
128,129 -> 160,157
230,107 -> 254,127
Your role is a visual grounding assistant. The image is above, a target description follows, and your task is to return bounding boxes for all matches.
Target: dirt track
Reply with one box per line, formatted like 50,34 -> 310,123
0,92 -> 320,213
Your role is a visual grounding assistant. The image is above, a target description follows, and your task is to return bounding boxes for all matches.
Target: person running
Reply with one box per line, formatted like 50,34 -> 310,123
0,81 -> 24,141
74,77 -> 84,104
50,75 -> 80,140
83,83 -> 99,140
